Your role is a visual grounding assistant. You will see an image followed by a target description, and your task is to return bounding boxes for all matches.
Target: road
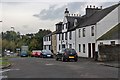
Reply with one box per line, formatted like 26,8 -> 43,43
2,57 -> 118,78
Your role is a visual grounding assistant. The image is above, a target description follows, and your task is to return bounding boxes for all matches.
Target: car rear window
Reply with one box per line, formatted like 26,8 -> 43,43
65,49 -> 76,54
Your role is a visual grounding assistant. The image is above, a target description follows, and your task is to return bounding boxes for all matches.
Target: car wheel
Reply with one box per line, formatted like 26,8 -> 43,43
56,58 -> 59,61
74,58 -> 78,62
62,57 -> 65,62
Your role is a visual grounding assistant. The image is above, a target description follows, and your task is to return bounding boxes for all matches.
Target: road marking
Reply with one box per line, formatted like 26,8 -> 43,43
0,69 -> 20,74
0,69 -> 11,73
0,75 -> 8,79
0,69 -> 20,79
45,63 -> 54,66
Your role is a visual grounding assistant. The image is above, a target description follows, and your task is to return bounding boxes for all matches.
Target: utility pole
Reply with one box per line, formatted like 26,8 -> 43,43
11,26 -> 15,52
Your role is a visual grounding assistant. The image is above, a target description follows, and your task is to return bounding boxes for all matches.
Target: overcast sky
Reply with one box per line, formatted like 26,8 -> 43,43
0,0 -> 119,34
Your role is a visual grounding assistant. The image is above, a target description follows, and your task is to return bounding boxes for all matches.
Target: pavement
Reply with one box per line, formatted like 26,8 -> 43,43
79,57 -> 119,68
98,61 -> 119,68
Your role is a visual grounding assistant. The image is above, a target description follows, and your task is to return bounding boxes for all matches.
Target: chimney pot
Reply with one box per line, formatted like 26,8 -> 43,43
100,6 -> 102,9
87,5 -> 88,8
93,5 -> 95,8
90,5 -> 92,8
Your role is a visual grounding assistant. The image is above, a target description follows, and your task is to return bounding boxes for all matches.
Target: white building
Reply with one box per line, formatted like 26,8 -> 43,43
43,3 -> 120,59
43,33 -> 52,50
76,3 -> 119,58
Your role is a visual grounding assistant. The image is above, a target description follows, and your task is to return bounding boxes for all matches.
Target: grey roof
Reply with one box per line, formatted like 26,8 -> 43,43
54,3 -> 119,34
97,23 -> 120,40
44,33 -> 52,37
66,16 -> 81,31
55,22 -> 63,34
77,3 -> 120,28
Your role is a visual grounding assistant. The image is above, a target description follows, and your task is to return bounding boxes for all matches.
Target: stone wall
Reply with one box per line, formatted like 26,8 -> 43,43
98,44 -> 120,61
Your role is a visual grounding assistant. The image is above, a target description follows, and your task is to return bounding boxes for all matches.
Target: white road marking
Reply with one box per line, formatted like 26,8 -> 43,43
0,75 -> 8,80
0,68 -> 20,79
0,69 -> 11,73
45,63 -> 54,66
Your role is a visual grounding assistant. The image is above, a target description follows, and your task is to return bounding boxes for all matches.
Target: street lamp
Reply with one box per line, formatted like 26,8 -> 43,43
11,27 -> 15,31
11,27 -> 15,52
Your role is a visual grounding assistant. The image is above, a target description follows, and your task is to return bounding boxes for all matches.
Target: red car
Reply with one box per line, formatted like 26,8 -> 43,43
31,50 -> 42,57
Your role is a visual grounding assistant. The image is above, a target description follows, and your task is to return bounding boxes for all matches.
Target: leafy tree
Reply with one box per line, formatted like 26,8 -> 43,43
1,29 -> 52,53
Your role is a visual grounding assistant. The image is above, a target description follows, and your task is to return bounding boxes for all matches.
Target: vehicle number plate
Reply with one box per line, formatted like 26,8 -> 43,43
69,56 -> 74,58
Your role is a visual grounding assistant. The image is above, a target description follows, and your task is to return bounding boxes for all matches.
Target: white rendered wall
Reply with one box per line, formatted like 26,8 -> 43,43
76,25 -> 96,57
96,6 -> 119,39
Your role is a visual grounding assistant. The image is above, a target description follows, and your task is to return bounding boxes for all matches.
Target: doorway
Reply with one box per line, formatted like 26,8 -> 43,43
88,43 -> 91,58
92,43 -> 95,58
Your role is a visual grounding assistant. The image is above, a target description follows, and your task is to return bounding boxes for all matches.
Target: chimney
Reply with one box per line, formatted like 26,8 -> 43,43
86,5 -> 102,17
90,5 -> 92,8
74,14 -> 75,16
64,8 -> 69,16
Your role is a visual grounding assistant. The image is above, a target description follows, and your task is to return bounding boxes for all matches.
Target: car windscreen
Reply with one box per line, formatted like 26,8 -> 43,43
21,51 -> 27,54
42,50 -> 52,54
65,49 -> 76,54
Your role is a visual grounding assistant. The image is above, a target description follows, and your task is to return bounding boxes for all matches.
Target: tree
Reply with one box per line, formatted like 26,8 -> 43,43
1,29 -> 52,52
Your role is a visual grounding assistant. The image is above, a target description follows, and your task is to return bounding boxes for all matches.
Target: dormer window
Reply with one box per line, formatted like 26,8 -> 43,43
74,19 -> 77,26
62,24 -> 64,30
56,25 -> 58,31
66,23 -> 68,29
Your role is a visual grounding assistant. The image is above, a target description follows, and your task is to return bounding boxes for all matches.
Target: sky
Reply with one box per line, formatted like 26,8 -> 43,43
0,0 -> 119,34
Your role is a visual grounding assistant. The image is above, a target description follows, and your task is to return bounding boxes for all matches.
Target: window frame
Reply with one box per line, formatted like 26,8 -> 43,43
91,26 -> 94,36
83,44 -> 85,53
79,44 -> 81,52
69,31 -> 72,40
79,29 -> 81,38
83,28 -> 86,37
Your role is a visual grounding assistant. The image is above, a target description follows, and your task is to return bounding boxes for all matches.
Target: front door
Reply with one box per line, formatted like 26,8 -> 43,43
92,43 -> 95,58
88,43 -> 91,58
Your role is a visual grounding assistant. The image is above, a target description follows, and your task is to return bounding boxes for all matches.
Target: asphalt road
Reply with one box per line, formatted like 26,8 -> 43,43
2,57 -> 118,78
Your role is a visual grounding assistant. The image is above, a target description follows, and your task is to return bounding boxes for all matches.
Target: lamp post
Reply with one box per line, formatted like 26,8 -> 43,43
11,27 -> 15,52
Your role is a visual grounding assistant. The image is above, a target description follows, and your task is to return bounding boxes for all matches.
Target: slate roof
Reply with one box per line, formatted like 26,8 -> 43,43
66,16 -> 81,31
44,33 -> 52,37
55,22 -> 63,34
97,23 -> 120,40
54,3 -> 119,33
77,3 -> 120,28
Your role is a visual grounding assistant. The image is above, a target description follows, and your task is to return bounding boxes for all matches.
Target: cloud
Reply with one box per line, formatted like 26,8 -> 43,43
33,4 -> 66,20
33,2 -> 87,20
33,2 -> 118,20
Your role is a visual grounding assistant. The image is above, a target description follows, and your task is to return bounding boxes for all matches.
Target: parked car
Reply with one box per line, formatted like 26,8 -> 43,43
31,50 -> 42,57
20,51 -> 28,57
56,48 -> 78,62
41,50 -> 53,58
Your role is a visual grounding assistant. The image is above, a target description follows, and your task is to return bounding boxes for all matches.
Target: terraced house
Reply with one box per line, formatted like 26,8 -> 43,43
43,3 -> 120,60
